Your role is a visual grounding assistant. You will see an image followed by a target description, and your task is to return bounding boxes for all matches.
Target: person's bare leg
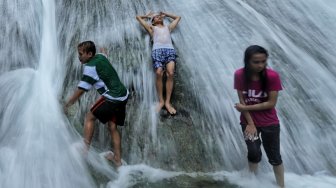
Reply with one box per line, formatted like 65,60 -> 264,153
107,121 -> 122,167
248,162 -> 258,173
273,164 -> 284,188
164,61 -> 176,114
83,111 -> 96,153
155,67 -> 165,112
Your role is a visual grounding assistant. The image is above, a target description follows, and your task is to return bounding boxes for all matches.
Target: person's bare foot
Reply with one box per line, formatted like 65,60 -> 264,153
105,151 -> 122,167
156,101 -> 165,113
165,103 -> 176,115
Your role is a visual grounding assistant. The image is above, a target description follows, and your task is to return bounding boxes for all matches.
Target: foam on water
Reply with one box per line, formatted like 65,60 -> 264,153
106,164 -> 336,188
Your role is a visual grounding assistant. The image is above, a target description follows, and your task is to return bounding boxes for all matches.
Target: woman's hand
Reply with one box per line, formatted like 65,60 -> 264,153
159,12 -> 166,18
235,103 -> 247,112
244,124 -> 258,141
145,11 -> 155,18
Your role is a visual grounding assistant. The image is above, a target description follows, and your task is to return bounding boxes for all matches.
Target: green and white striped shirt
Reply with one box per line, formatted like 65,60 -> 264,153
78,54 -> 128,102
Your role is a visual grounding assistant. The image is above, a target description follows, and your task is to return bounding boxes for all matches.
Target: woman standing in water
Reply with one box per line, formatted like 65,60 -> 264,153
234,45 -> 284,187
136,11 -> 181,115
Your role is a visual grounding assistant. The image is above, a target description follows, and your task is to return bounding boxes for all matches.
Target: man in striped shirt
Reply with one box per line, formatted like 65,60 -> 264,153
64,41 -> 128,167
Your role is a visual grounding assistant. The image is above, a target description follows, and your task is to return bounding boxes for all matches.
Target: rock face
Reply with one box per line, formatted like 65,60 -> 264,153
67,59 -> 223,173
115,68 -> 216,172
58,0 -> 240,175
128,174 -> 238,188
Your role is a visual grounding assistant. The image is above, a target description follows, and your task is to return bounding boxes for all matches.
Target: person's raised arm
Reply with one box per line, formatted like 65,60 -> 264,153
136,12 -> 154,37
160,12 -> 181,32
99,47 -> 108,57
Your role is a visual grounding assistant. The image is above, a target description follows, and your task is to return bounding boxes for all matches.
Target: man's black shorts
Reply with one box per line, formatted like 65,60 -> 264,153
90,97 -> 127,125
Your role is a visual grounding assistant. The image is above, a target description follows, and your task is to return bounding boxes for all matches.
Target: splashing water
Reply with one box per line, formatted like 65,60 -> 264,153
0,0 -> 116,187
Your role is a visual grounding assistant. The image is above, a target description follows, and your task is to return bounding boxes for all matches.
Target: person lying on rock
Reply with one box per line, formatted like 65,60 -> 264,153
136,11 -> 181,115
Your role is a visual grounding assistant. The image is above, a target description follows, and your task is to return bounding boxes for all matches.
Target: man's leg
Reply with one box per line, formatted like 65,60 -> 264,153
155,67 -> 165,112
107,121 -> 122,166
165,61 -> 176,114
83,111 -> 96,151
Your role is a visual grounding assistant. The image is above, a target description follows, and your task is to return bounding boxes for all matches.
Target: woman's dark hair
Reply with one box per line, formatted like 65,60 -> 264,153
78,41 -> 96,55
151,15 -> 162,26
243,45 -> 269,92
151,16 -> 157,25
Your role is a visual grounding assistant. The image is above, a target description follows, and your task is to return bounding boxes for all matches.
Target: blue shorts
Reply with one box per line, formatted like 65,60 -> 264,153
151,48 -> 177,69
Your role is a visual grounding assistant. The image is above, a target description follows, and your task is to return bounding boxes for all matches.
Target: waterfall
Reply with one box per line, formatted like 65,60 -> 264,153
1,0 -> 336,187
0,0 -> 116,187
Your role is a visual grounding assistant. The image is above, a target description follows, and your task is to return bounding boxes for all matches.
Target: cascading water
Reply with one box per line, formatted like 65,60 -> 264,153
0,0 -> 116,187
1,0 -> 336,187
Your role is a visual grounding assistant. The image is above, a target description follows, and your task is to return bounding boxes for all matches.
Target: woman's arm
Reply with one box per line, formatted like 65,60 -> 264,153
236,91 -> 279,111
236,91 -> 255,125
160,12 -> 181,32
236,91 -> 258,139
136,12 -> 154,36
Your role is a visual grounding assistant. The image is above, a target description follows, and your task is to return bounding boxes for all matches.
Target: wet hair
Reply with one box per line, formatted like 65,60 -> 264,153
151,15 -> 161,26
78,41 -> 96,55
243,45 -> 269,92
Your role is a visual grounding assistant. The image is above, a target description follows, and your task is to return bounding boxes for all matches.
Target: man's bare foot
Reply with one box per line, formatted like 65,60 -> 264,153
156,101 -> 165,113
165,103 -> 176,115
105,151 -> 122,167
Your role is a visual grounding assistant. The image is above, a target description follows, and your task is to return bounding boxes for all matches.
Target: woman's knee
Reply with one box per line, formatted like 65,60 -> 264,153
246,140 -> 262,163
266,149 -> 282,165
166,70 -> 174,78
247,150 -> 262,163
166,62 -> 175,76
155,68 -> 164,77
269,157 -> 282,166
